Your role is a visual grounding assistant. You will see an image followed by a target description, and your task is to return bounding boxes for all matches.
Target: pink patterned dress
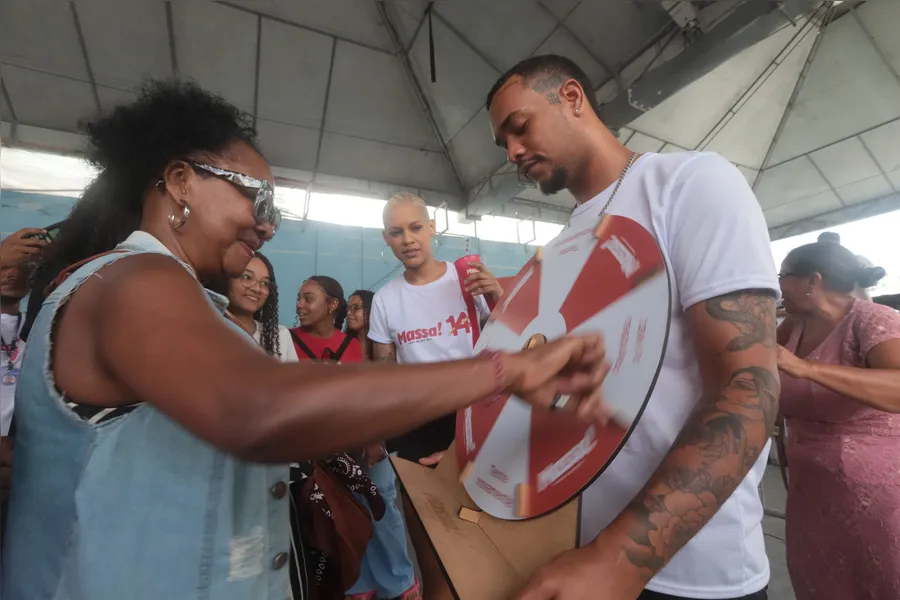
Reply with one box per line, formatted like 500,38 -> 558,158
780,300 -> 900,600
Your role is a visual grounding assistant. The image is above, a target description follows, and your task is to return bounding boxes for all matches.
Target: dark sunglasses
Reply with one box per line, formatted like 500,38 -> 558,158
189,162 -> 282,231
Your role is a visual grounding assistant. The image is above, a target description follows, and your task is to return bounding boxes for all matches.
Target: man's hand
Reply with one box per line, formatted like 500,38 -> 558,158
417,450 -> 445,467
516,543 -> 644,600
465,262 -> 503,303
0,228 -> 47,268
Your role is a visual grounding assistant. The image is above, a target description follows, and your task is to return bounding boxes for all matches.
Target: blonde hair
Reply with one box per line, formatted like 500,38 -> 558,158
383,192 -> 430,225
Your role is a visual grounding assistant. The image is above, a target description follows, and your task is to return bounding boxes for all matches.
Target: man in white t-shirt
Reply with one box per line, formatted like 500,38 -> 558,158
486,56 -> 779,600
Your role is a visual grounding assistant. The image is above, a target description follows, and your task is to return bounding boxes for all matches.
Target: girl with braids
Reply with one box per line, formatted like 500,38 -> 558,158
1,80 -> 609,600
345,289 -> 420,600
223,252 -> 297,361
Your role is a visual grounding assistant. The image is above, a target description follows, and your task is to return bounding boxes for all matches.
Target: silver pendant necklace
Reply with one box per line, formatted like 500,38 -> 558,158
569,151 -> 639,228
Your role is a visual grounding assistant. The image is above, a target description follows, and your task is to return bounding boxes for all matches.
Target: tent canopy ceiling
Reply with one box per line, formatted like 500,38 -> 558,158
2,0 -> 898,237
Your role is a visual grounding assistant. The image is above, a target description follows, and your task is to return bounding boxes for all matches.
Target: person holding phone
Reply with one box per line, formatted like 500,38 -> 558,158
0,228 -> 48,269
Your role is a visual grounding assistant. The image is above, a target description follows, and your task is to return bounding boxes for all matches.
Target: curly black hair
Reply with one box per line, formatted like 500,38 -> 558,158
251,252 -> 281,358
306,276 -> 347,331
345,289 -> 374,359
20,79 -> 259,342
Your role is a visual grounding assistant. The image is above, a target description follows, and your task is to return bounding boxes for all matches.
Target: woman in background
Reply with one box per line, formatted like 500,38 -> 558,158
224,251 -> 297,361
289,277 -> 383,600
224,253 -> 310,596
345,289 -> 419,600
290,276 -> 362,363
776,240 -> 900,600
369,193 -> 503,466
369,192 -> 504,596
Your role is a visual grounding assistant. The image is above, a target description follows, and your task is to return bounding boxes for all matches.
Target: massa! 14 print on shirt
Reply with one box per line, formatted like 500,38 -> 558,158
369,262 -> 491,460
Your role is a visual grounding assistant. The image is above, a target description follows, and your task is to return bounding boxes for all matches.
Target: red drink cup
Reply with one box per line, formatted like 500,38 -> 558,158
455,254 -> 484,347
454,254 -> 482,293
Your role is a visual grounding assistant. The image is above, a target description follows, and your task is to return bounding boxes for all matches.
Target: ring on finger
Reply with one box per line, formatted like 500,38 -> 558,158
550,394 -> 569,411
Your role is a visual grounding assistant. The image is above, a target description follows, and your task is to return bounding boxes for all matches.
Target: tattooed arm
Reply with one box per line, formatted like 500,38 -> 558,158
605,289 -> 779,583
515,288 -> 779,600
372,341 -> 397,364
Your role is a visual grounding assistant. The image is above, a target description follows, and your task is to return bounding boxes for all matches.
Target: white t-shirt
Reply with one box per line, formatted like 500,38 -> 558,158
368,262 -> 491,365
1,312 -> 25,436
571,152 -> 778,598
253,322 -> 299,363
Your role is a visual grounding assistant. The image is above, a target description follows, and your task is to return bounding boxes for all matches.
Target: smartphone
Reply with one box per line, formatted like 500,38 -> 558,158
23,222 -> 62,244
43,223 -> 61,243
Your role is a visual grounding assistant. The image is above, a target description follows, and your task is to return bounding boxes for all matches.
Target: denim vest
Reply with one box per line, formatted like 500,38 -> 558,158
2,232 -> 294,600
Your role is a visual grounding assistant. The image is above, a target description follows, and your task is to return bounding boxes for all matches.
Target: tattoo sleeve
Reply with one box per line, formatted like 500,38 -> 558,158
616,289 -> 779,575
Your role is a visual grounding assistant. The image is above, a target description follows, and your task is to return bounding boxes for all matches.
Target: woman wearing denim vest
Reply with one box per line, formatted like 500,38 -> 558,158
2,81 -> 609,600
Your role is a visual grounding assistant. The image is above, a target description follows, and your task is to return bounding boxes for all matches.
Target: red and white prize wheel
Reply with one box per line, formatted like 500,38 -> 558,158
456,215 -> 671,520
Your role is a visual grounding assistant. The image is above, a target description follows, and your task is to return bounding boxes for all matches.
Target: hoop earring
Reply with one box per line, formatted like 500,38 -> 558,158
381,245 -> 399,266
169,202 -> 191,230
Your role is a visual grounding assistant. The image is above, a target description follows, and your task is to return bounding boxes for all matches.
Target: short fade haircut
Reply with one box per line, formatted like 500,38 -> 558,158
382,192 -> 431,226
485,54 -> 599,115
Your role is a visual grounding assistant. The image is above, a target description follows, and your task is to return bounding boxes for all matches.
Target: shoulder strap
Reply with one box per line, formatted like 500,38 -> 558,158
331,333 -> 354,362
43,249 -> 131,299
289,329 -> 318,360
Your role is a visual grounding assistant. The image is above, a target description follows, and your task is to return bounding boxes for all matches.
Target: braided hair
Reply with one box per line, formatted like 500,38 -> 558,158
252,252 -> 281,358
307,275 -> 347,330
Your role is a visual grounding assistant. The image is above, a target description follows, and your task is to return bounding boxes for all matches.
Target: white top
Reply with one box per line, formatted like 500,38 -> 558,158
1,312 -> 25,436
253,322 -> 299,363
368,261 -> 491,365
573,152 -> 778,598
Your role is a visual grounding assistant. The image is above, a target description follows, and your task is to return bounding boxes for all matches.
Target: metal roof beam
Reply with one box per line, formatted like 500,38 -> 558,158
374,0 -> 467,202
768,190 -> 900,241
600,0 -> 818,129
465,0 -> 819,218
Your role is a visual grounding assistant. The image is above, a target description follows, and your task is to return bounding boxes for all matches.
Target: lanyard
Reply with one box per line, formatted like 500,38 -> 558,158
0,313 -> 22,371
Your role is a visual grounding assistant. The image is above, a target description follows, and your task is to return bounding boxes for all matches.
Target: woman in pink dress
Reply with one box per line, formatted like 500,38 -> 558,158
776,240 -> 900,600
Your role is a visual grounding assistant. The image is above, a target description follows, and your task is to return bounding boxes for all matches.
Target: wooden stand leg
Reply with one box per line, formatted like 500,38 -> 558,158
402,493 -> 454,600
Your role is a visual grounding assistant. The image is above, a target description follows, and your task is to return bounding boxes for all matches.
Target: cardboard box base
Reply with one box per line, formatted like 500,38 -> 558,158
391,445 -> 577,600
